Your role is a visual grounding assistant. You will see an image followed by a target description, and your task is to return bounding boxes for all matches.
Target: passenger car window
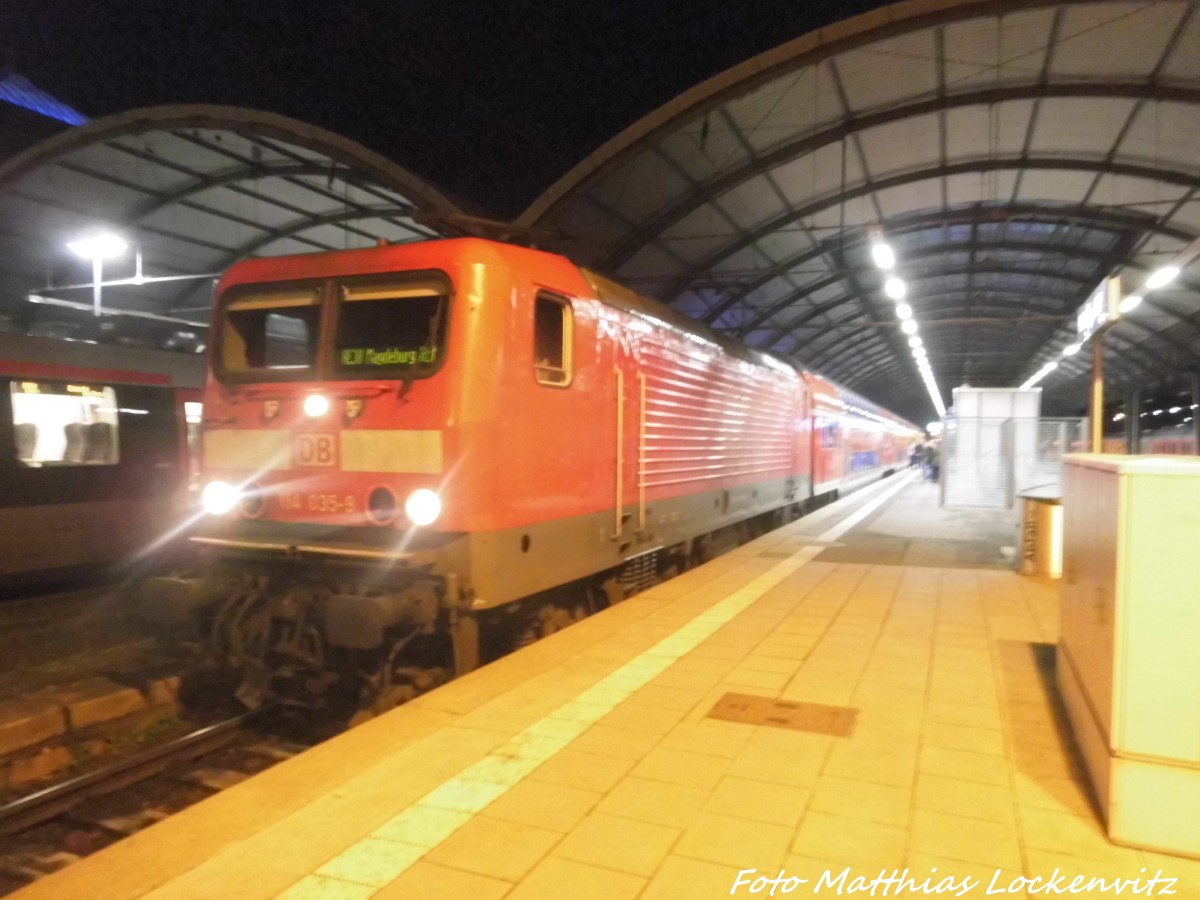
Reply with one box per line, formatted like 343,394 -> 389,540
534,294 -> 572,386
9,381 -> 119,466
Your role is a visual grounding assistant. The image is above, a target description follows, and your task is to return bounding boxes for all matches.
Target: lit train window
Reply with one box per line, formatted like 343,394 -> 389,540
534,293 -> 573,387
9,381 -> 119,466
334,273 -> 449,379
220,284 -> 322,379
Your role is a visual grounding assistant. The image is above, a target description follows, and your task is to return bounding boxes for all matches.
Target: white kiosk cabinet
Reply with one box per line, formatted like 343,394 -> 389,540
1058,455 -> 1200,858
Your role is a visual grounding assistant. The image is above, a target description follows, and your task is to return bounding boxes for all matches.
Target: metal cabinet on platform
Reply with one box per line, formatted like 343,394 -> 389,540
1058,454 -> 1200,859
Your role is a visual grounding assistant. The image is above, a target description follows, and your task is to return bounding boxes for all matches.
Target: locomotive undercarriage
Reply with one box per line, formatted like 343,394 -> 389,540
140,477 -> 836,717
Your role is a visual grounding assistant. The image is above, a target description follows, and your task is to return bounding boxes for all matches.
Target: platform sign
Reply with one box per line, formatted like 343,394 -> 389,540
1076,277 -> 1121,344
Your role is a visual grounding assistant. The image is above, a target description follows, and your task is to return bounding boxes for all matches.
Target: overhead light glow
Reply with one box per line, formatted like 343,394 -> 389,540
1062,343 -> 1081,356
67,233 -> 127,260
871,242 -> 895,270
1112,412 -> 1125,422
884,277 -> 907,300
1119,294 -> 1143,313
1169,406 -> 1181,413
909,336 -> 923,348
896,303 -> 913,319
913,347 -> 927,358
1145,266 -> 1180,291
1153,409 -> 1163,416
901,320 -> 918,335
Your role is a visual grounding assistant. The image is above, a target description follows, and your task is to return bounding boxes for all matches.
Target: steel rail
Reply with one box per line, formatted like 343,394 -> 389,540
0,707 -> 269,836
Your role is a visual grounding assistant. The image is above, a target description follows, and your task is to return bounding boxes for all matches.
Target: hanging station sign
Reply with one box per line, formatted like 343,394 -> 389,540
1076,276 -> 1122,344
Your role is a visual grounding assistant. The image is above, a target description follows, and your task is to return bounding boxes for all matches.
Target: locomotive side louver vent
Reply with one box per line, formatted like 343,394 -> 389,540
617,547 -> 660,597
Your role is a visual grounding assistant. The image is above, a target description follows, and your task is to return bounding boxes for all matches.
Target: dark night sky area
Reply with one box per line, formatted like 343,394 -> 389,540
3,0 -> 889,219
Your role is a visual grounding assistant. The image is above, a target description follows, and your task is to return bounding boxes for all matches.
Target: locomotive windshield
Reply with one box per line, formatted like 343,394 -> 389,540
333,273 -> 449,379
219,284 -> 322,380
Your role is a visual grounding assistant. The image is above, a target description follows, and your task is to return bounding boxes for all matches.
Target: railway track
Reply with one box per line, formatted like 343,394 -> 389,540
0,707 -> 314,896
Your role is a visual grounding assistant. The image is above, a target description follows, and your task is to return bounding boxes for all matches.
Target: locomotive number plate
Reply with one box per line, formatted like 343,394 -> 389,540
293,433 -> 336,467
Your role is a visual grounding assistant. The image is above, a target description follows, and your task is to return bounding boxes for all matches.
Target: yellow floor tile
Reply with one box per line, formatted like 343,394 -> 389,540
372,861 -> 512,900
596,775 -> 709,828
567,723 -> 662,760
482,779 -> 600,832
808,775 -> 911,828
505,856 -> 645,900
630,744 -> 732,791
675,811 -> 793,869
554,812 -> 680,876
640,854 -> 740,900
529,748 -> 635,794
701,775 -> 810,826
423,814 -> 560,882
823,745 -> 918,788
791,810 -> 907,870
918,744 -> 1010,787
922,720 -> 1007,757
910,808 -> 1023,870
915,773 -> 1016,823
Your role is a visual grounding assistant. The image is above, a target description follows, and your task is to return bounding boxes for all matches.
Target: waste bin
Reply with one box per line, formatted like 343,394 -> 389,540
1017,487 -> 1062,577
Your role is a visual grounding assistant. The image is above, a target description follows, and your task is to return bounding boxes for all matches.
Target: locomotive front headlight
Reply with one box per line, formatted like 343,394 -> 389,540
303,394 -> 330,417
404,489 -> 441,526
201,480 -> 241,515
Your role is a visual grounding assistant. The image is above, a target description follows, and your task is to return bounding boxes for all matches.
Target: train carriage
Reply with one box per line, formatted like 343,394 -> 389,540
0,333 -> 203,593
170,238 -> 916,709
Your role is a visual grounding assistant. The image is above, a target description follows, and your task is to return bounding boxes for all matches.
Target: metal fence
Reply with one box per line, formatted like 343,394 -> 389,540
940,417 -> 1085,509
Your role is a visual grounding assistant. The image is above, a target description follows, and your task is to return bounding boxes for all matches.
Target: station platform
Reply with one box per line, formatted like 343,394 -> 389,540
15,472 -> 1200,900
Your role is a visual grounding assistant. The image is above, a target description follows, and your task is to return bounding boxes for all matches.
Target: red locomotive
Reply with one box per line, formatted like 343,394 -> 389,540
155,238 -> 916,710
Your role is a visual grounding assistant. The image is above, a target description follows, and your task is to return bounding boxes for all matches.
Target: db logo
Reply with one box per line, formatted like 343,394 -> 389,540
293,433 -> 336,467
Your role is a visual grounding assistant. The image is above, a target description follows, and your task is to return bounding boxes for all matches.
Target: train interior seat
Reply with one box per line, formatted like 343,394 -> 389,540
14,422 -> 38,460
63,422 -> 87,463
83,422 -> 115,463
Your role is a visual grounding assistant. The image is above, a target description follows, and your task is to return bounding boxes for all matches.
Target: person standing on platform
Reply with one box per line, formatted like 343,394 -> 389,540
925,441 -> 940,482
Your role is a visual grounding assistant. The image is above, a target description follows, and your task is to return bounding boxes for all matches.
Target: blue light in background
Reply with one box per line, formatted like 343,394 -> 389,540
0,73 -> 88,126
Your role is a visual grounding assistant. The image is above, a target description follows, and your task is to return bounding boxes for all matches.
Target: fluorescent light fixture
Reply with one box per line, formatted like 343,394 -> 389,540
896,303 -> 913,319
1062,343 -> 1081,356
1169,406 -> 1181,413
909,336 -> 923,348
1145,265 -> 1180,291
1119,293 -> 1143,313
67,233 -> 127,259
1112,412 -> 1125,422
913,347 -> 927,358
901,320 -> 918,335
1153,409 -> 1163,416
884,277 -> 907,300
871,242 -> 895,270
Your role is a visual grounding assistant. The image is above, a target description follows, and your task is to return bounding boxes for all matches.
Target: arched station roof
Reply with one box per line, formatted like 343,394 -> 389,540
519,0 -> 1200,422
0,105 -> 466,344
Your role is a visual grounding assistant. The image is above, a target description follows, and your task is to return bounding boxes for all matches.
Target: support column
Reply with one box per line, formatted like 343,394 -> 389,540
1089,336 -> 1105,453
1192,372 -> 1200,454
1126,391 -> 1141,455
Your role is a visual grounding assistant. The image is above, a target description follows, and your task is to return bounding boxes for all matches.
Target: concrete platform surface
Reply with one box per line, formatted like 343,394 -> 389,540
14,472 -> 1200,899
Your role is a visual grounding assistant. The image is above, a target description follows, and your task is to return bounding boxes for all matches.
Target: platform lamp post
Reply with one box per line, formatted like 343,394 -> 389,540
67,232 -> 128,317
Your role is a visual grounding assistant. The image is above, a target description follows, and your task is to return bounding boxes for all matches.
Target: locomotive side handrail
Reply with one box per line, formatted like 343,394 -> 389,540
612,365 -> 624,540
638,370 -> 647,534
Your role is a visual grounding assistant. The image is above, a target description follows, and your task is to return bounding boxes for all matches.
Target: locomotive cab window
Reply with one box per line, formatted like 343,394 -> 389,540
334,273 -> 450,379
220,285 -> 322,380
9,381 -> 119,466
534,293 -> 572,386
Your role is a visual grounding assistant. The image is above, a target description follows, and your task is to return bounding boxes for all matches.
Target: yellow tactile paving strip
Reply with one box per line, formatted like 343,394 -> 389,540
16,474 -> 1200,900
